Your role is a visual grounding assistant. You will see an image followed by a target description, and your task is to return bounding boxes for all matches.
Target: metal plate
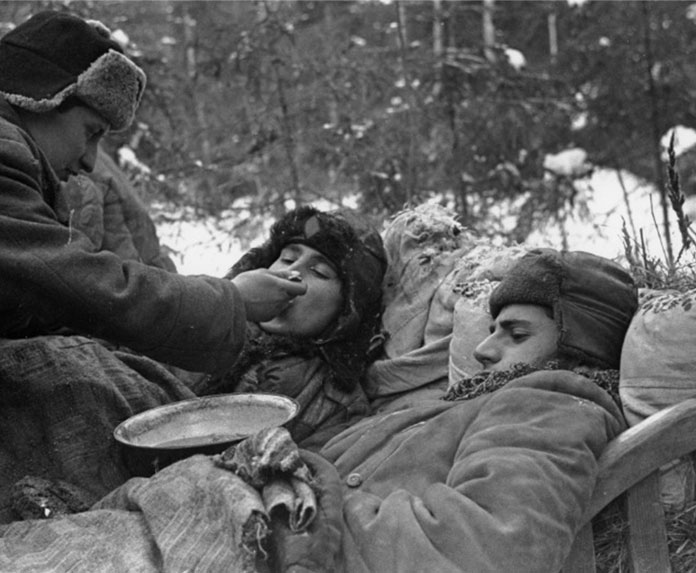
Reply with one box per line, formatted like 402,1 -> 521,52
114,393 -> 299,452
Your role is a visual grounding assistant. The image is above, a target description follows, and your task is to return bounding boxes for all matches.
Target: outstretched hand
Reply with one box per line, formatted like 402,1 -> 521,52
231,268 -> 307,323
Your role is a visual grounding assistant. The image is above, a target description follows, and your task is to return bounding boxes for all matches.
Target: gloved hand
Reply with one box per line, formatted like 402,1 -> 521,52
231,268 -> 307,323
267,449 -> 343,573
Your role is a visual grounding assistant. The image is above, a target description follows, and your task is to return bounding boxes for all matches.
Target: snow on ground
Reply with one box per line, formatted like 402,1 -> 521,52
155,197 -> 354,276
154,134 -> 696,275
526,168 -> 670,260
156,214 -> 249,277
156,174 -> 683,276
151,124 -> 696,275
156,170 -> 673,277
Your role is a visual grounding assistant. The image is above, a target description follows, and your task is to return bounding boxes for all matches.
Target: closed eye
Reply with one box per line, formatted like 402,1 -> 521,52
510,332 -> 530,342
310,265 -> 333,279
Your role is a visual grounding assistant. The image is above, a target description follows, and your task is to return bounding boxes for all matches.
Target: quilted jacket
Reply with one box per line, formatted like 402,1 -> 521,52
0,97 -> 245,374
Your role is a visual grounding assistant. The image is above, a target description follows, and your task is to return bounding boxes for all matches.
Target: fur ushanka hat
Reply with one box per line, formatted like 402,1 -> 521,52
0,11 -> 145,131
227,205 -> 388,391
489,248 -> 638,369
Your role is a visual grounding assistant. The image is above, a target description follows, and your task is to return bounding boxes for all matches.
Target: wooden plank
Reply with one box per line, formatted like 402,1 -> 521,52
560,523 -> 596,573
587,397 -> 696,520
626,472 -> 671,573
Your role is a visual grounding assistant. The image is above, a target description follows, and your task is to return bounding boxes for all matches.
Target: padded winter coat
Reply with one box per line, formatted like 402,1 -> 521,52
0,97 -> 245,374
57,146 -> 176,271
308,370 -> 626,572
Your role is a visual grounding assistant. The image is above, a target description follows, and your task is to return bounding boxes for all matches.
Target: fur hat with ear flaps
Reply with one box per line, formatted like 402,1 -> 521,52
0,10 -> 146,131
488,248 -> 638,370
226,206 -> 388,392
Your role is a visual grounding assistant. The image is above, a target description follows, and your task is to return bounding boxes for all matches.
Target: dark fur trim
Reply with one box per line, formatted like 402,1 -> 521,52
443,360 -> 621,408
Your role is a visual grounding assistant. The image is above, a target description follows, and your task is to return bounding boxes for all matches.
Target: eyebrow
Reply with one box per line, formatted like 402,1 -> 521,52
496,318 -> 534,330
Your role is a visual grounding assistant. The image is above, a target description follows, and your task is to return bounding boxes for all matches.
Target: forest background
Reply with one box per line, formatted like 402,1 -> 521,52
3,0 -> 696,279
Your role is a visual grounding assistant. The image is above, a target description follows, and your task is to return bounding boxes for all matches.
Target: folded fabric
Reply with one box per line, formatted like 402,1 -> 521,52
0,428 -> 334,572
214,426 -> 316,532
262,476 -> 316,532
0,456 -> 267,573
620,287 -> 696,509
380,204 -> 475,358
364,335 -> 451,413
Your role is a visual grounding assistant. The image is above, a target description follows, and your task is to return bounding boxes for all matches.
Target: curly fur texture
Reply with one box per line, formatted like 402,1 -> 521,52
443,360 -> 621,407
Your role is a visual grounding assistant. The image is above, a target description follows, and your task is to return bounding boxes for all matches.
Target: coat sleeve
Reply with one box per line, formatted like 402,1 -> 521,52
0,123 -> 246,375
337,372 -> 626,573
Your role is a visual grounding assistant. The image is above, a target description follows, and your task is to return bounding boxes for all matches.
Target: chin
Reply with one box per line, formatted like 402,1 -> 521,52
259,320 -> 298,336
259,320 -> 285,334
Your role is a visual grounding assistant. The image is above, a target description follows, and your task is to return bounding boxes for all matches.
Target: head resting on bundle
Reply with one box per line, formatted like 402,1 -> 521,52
226,205 -> 387,391
476,248 -> 639,373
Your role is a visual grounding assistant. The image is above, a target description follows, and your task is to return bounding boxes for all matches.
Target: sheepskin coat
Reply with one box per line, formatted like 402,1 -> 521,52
311,370 -> 626,572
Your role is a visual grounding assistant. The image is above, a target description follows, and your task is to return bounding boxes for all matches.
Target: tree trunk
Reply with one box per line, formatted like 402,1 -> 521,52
482,0 -> 496,63
181,6 -> 215,212
641,2 -> 673,264
433,0 -> 443,96
272,59 -> 302,208
395,1 -> 417,203
548,11 -> 558,63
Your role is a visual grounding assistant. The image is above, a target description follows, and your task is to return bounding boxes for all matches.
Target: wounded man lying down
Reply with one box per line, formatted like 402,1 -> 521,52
0,248 -> 638,573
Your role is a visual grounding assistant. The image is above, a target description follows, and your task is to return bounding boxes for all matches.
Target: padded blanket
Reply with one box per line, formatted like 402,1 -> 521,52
0,456 -> 266,573
0,437 -> 341,573
0,335 -> 195,523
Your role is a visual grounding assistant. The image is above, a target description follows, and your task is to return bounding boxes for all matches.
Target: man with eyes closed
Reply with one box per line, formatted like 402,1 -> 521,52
451,248 -> 636,403
197,205 -> 388,450
260,242 -> 344,339
473,303 -> 558,372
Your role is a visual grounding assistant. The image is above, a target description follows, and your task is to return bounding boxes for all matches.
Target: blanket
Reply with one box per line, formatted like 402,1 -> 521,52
0,430 -> 340,573
0,335 -> 195,523
0,457 -> 265,573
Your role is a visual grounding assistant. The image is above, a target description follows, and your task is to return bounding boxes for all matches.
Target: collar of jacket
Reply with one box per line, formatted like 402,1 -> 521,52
0,96 -> 62,209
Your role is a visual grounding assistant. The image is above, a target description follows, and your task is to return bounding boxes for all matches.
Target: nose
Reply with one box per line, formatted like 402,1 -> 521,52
287,269 -> 303,282
473,334 -> 498,370
286,256 -> 312,277
79,142 -> 99,173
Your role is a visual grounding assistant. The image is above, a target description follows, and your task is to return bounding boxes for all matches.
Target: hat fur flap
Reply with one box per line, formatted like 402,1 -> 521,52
2,49 -> 145,131
84,19 -> 113,39
75,49 -> 146,131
